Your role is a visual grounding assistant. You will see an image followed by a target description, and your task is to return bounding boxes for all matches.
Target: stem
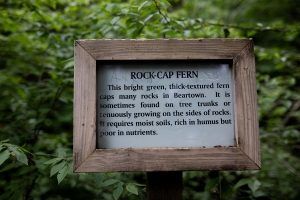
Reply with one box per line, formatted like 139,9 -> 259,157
206,22 -> 297,33
34,81 -> 70,142
283,99 -> 300,126
24,175 -> 38,200
263,147 -> 300,178
34,153 -> 58,157
152,0 -> 171,25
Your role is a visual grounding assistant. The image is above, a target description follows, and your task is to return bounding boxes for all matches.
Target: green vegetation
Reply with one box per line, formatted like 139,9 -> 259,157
1,0 -> 299,199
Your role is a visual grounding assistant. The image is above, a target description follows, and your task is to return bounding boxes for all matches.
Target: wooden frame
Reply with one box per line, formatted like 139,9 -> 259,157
74,39 -> 260,172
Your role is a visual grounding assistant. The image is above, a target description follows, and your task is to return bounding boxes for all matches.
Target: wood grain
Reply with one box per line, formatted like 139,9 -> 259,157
77,39 -> 251,60
75,147 -> 259,172
233,40 -> 261,168
73,39 -> 260,172
73,41 -> 96,170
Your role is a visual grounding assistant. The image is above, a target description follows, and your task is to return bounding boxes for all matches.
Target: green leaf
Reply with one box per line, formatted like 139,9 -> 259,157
91,173 -> 104,186
0,139 -> 9,143
58,150 -> 66,158
7,190 -> 22,200
234,178 -> 251,190
43,158 -> 63,165
113,182 -> 124,200
158,2 -> 167,9
204,177 -> 219,192
174,20 -> 185,28
128,12 -> 140,17
138,190 -> 146,200
160,0 -> 172,7
100,179 -> 119,187
253,190 -> 265,197
144,14 -> 154,23
138,1 -> 149,11
131,183 -> 146,187
132,25 -> 144,38
0,191 -> 13,200
220,178 -> 234,198
57,165 -> 69,184
14,149 -> 28,165
0,163 -> 15,173
48,1 -> 56,9
126,184 -> 138,195
50,161 -> 66,177
16,166 -> 36,176
248,180 -> 261,194
0,150 -> 10,165
4,144 -> 27,165
110,16 -> 120,25
63,60 -> 74,70
160,28 -> 172,33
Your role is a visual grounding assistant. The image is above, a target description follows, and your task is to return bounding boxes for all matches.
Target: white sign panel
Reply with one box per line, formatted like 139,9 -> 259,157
97,62 -> 234,149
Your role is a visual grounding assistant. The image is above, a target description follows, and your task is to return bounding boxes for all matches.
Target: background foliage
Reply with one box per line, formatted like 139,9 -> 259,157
0,0 -> 299,199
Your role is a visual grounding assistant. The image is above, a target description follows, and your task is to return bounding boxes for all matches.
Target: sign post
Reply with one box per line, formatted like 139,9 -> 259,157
74,39 -> 260,198
147,171 -> 182,200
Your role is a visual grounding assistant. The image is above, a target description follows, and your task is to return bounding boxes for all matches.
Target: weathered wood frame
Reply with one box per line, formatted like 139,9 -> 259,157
74,39 -> 260,172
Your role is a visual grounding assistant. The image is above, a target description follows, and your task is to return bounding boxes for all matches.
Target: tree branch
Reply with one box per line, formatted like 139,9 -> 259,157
204,22 -> 299,33
283,99 -> 300,126
263,147 -> 300,179
277,158 -> 300,179
153,0 -> 171,25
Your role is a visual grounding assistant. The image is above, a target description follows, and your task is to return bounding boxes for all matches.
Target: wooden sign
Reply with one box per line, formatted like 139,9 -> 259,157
73,39 -> 260,172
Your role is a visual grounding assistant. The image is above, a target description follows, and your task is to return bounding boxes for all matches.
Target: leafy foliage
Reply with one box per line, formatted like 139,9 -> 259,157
0,0 -> 300,199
